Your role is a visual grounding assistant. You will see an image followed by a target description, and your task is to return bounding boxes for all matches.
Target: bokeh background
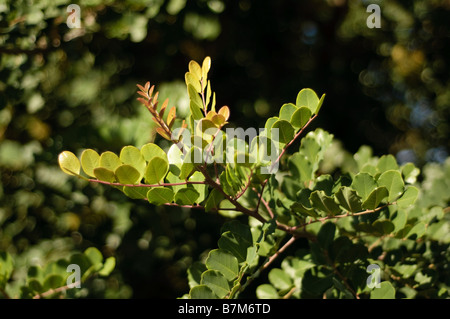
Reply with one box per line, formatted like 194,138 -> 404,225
1,0 -> 449,298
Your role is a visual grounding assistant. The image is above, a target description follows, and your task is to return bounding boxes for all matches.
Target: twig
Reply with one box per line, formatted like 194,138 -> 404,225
271,114 -> 317,171
88,179 -> 207,188
291,204 -> 389,231
33,280 -> 81,299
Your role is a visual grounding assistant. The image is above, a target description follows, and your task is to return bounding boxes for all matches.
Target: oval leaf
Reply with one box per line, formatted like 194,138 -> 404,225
80,149 -> 100,177
147,187 -> 174,205
144,156 -> 169,184
205,249 -> 239,282
377,170 -> 405,202
115,164 -> 141,184
290,106 -> 312,129
58,151 -> 81,176
271,119 -> 295,145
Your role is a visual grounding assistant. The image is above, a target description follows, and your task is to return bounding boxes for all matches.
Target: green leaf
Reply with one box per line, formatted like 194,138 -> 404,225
296,88 -> 319,114
396,186 -> 419,208
187,262 -> 207,289
144,156 -> 169,184
189,285 -> 218,299
93,167 -> 116,183
351,173 -> 377,201
205,249 -> 239,281
310,191 -> 341,216
43,274 -> 64,291
80,149 -> 100,177
279,103 -> 298,121
218,231 -> 250,263
0,252 -> 14,288
377,170 -> 405,202
376,154 -> 398,172
58,151 -> 81,176
290,106 -> 311,129
84,247 -> 103,265
120,145 -> 146,175
147,187 -> 174,205
372,220 -> 395,235
115,164 -> 141,184
317,222 -> 336,250
174,188 -> 200,205
315,94 -> 326,115
268,268 -> 293,290
401,162 -> 420,184
370,281 -> 395,299
188,171 -> 207,203
167,144 -> 183,175
99,151 -> 122,171
141,143 -> 168,163
201,270 -> 230,299
289,153 -> 313,182
404,222 -> 426,239
362,187 -> 388,210
256,284 -> 279,299
123,186 -> 148,199
98,257 -> 116,276
185,72 -> 201,93
335,186 -> 363,213
271,120 -> 295,145
204,188 -> 225,212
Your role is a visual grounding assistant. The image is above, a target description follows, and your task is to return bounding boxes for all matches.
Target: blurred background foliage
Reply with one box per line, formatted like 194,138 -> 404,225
0,0 -> 449,298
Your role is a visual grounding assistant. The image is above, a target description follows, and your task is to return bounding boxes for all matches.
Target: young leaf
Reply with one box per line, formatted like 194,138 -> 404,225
144,156 -> 169,184
58,151 -> 81,176
185,72 -> 202,93
147,187 -> 174,205
218,105 -> 230,121
188,60 -> 202,82
80,149 -> 100,177
202,56 -> 211,82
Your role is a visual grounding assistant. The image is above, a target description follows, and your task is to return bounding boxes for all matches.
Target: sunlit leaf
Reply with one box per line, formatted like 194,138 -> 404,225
58,151 -> 81,176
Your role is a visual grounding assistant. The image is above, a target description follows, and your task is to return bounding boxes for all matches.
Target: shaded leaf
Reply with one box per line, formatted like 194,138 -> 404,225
147,187 -> 174,205
205,249 -> 239,281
